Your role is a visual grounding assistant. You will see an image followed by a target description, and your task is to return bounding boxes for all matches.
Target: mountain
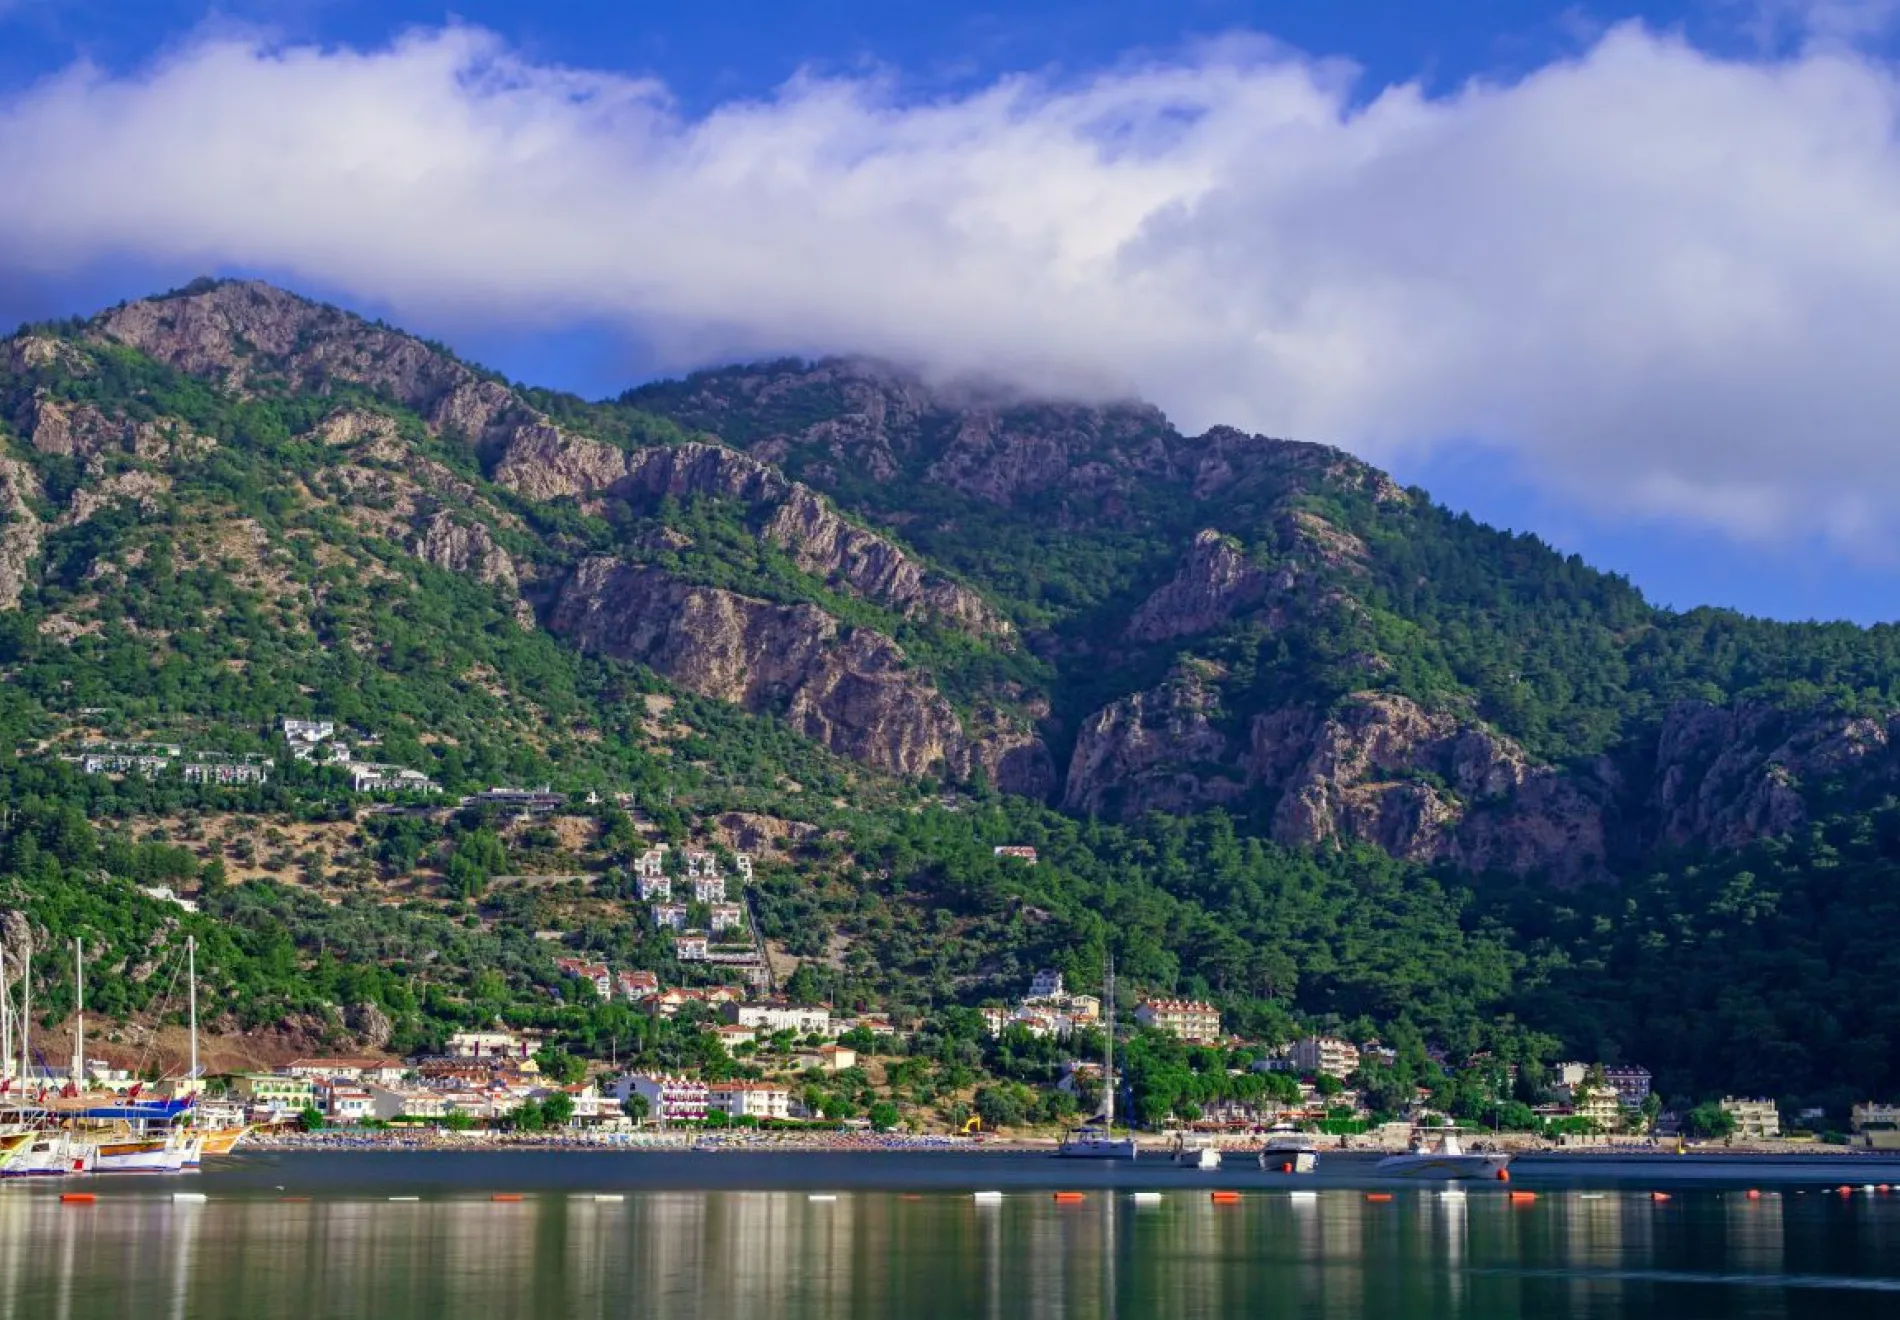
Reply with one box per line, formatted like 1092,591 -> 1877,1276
3,279 -> 1898,1110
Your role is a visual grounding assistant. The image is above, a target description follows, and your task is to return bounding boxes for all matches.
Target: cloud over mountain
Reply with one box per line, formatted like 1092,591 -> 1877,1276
3,22 -> 1900,550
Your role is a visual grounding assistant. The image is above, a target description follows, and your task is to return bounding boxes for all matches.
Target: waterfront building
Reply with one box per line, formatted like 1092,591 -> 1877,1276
1604,1065 -> 1653,1105
709,1081 -> 793,1121
234,1073 -> 316,1112
1850,1102 -> 1900,1132
1720,1097 -> 1782,1140
615,1073 -> 709,1123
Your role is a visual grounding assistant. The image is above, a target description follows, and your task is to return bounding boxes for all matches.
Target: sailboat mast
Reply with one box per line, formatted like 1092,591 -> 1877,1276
188,936 -> 199,1084
1,941 -> 11,1082
74,936 -> 85,1086
1103,954 -> 1114,1130
20,940 -> 29,1085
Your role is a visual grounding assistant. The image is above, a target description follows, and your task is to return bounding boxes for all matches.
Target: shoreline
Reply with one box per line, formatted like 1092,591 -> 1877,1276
240,1130 -> 1900,1161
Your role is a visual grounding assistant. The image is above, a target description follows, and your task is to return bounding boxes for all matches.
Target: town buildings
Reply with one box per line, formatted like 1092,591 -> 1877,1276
555,958 -> 612,999
992,845 -> 1038,863
1604,1066 -> 1654,1105
709,903 -> 745,933
615,1074 -> 709,1123
1134,999 -> 1223,1044
675,932 -> 710,961
728,1002 -> 834,1037
653,904 -> 689,931
1290,1036 -> 1361,1080
1720,1097 -> 1782,1140
447,1030 -> 533,1061
708,1081 -> 793,1121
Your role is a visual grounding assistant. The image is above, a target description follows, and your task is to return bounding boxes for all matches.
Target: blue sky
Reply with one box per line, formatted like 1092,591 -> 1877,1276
3,0 -> 1899,622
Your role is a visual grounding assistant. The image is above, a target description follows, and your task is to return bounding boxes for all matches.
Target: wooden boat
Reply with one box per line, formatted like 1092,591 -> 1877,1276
197,1125 -> 251,1157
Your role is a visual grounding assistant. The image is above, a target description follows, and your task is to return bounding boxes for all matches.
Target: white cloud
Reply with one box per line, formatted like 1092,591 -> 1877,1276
2,23 -> 1900,552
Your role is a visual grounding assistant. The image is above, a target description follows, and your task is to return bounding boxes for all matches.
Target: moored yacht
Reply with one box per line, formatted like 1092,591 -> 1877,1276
1373,1127 -> 1511,1180
1055,956 -> 1138,1161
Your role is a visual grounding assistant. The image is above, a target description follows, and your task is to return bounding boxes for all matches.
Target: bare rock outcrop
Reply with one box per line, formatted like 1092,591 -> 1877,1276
1650,699 -> 1900,850
409,511 -> 518,591
496,429 -> 1007,638
97,281 -> 532,451
549,559 -> 1050,792
1253,693 -> 1607,877
60,470 -> 169,527
1062,664 -> 1246,815
1125,531 -> 1279,642
0,457 -> 43,610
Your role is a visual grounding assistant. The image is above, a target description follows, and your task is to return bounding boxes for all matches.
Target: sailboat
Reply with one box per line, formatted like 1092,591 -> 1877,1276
1055,956 -> 1137,1160
1,938 -> 97,1177
76,936 -> 199,1175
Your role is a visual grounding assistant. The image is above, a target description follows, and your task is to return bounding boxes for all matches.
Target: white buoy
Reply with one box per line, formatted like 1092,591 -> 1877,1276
172,1192 -> 208,1203
1131,1191 -> 1163,1204
1580,1193 -> 1607,1200
592,1194 -> 625,1203
388,1196 -> 420,1202
1438,1189 -> 1466,1201
973,1190 -> 1004,1202
808,1194 -> 838,1202
1290,1191 -> 1318,1203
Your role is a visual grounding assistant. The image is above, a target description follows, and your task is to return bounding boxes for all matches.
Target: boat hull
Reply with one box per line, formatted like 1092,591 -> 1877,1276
1056,1137 -> 1139,1160
93,1138 -> 191,1175
197,1126 -> 249,1157
1373,1153 -> 1512,1180
3,1136 -> 96,1177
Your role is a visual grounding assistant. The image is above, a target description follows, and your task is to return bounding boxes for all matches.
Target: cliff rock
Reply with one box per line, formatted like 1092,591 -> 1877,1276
548,558 -> 1050,793
1125,531 -> 1278,643
0,457 -> 43,611
1651,699 -> 1900,849
496,430 -> 1006,638
1062,664 -> 1245,815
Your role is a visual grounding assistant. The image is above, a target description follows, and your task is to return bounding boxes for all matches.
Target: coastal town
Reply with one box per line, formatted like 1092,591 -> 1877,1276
13,717 -> 1898,1159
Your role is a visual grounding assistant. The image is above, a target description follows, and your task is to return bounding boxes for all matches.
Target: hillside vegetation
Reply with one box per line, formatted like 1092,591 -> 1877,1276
2,280 -> 1897,1113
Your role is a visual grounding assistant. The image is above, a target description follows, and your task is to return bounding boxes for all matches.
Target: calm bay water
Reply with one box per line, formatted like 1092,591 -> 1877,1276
2,1153 -> 1898,1319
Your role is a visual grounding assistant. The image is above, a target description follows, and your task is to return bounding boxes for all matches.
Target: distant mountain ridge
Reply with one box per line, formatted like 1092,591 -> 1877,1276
6,278 -> 1900,888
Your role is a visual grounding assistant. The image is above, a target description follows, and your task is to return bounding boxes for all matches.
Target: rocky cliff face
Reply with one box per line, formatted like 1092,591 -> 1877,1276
495,428 -> 1007,638
1252,694 -> 1608,878
1651,699 -> 1900,850
548,558 -> 1051,794
1125,531 -> 1281,643
1062,664 -> 1244,815
97,281 -> 531,452
630,362 -> 1407,517
1063,681 -> 1608,879
0,456 -> 43,611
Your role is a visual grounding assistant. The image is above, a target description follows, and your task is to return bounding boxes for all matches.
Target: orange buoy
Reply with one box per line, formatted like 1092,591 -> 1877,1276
1879,1185 -> 1892,1194
1651,1192 -> 1671,1202
60,1193 -> 96,1204
1496,1168 -> 1511,1182
1210,1191 -> 1241,1204
1509,1192 -> 1537,1204
1053,1192 -> 1085,1203
1745,1190 -> 1761,1200
1279,1161 -> 1293,1173
491,1194 -> 524,1203
1839,1186 -> 1855,1196
1365,1193 -> 1394,1203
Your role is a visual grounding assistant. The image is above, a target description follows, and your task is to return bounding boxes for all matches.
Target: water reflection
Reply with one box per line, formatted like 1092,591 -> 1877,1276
0,1187 -> 1894,1320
